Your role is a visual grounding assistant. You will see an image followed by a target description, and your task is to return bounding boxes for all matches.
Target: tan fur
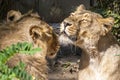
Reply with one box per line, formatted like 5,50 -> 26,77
0,10 -> 59,80
59,4 -> 120,80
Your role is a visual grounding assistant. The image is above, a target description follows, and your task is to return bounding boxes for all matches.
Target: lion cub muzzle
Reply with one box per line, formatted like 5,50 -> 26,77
61,21 -> 78,41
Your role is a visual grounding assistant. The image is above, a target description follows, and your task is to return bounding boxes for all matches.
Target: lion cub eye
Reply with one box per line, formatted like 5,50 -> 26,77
64,22 -> 72,27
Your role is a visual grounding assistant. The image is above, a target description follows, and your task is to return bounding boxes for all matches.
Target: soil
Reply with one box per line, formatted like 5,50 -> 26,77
48,23 -> 82,80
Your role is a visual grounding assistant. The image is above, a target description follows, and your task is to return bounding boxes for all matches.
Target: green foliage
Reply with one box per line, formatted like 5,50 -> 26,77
92,0 -> 120,42
0,42 -> 41,80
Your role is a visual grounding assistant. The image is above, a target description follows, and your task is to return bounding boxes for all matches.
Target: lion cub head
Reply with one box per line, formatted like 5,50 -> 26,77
59,4 -> 114,49
2,10 -> 60,59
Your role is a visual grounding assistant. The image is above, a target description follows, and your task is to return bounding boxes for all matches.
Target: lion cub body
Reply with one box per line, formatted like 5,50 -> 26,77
78,33 -> 120,80
59,5 -> 120,80
0,10 -> 59,80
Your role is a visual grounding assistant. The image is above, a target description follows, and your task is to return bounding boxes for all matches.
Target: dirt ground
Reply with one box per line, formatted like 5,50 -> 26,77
48,24 -> 82,80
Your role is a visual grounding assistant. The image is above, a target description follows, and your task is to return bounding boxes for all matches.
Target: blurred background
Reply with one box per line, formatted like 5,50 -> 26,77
0,0 -> 95,22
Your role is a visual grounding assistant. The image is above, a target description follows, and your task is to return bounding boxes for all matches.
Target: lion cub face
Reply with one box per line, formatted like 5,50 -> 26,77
59,5 -> 114,47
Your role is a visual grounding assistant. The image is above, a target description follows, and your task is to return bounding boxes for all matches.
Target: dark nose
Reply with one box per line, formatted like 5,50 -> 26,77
63,22 -> 71,27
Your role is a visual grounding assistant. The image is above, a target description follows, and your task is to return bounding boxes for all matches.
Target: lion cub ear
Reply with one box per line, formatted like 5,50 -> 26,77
76,4 -> 86,11
29,26 -> 43,41
7,10 -> 22,22
100,17 -> 114,36
71,4 -> 86,16
29,25 -> 52,41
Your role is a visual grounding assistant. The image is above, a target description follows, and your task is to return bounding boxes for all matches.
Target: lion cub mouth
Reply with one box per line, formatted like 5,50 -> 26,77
59,31 -> 77,46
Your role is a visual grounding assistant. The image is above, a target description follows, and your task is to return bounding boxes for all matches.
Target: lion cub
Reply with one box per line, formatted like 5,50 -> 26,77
0,10 -> 59,80
59,5 -> 120,80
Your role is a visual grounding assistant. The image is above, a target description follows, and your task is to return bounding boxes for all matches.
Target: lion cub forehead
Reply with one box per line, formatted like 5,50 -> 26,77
72,9 -> 102,19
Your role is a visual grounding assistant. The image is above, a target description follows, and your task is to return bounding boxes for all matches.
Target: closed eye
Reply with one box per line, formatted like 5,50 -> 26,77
64,22 -> 72,27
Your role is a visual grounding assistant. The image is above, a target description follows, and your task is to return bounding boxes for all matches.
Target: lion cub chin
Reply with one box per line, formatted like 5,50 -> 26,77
59,4 -> 120,80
